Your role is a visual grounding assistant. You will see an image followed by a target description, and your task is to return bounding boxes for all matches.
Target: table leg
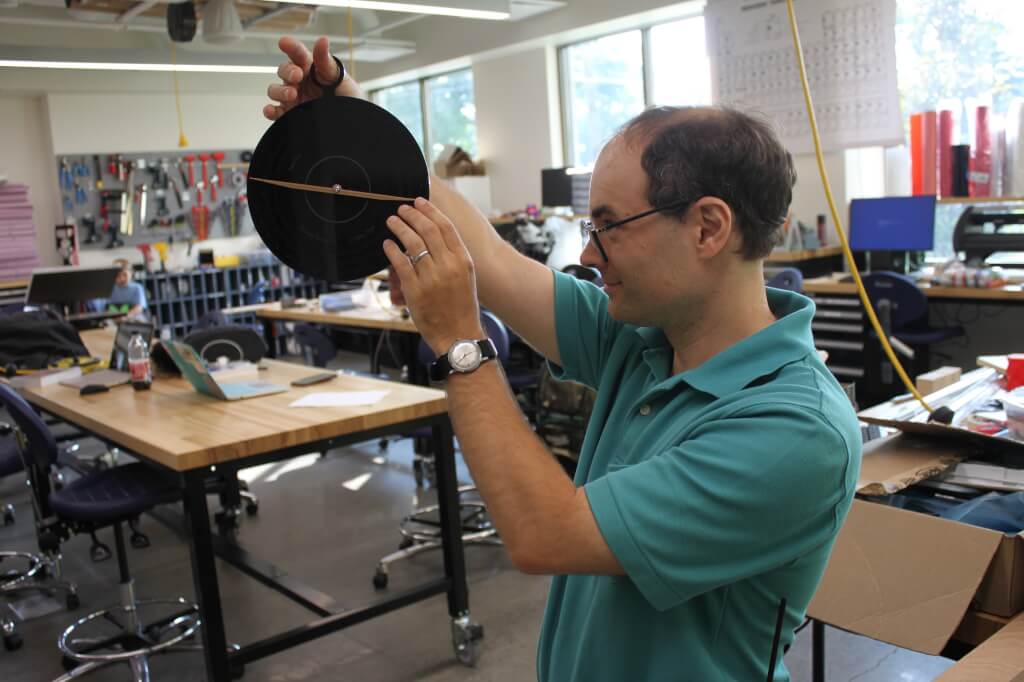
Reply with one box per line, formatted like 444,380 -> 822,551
183,470 -> 231,682
812,619 -> 825,682
262,318 -> 276,359
432,418 -> 468,616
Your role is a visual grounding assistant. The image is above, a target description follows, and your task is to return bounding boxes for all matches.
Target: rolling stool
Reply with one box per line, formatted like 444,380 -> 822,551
0,384 -> 203,681
1,421 -> 79,653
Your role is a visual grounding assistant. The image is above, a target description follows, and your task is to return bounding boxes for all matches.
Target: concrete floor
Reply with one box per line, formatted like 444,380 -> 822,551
0,353 -> 958,681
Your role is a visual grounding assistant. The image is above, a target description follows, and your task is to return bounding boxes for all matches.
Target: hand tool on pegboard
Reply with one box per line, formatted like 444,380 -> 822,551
212,151 -> 225,188
82,215 -> 100,244
59,158 -> 73,191
183,154 -> 196,187
93,155 -> 104,190
199,153 -> 217,202
121,167 -> 135,235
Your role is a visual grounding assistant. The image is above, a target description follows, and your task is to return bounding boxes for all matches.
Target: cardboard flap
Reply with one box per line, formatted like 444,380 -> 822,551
809,499 -> 1004,655
857,434 -> 966,495
939,610 -> 1024,681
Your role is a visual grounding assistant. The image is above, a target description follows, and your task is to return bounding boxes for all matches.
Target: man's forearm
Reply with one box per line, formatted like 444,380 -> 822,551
443,362 -> 580,571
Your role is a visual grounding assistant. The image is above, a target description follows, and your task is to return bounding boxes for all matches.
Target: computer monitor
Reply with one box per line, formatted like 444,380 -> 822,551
541,168 -> 574,208
541,167 -> 591,214
26,266 -> 120,306
848,196 -> 937,251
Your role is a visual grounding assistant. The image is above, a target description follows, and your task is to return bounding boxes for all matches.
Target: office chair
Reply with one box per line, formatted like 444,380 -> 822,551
372,311 -> 510,589
766,267 -> 804,292
293,323 -> 337,367
1,428 -> 19,526
0,384 -> 200,680
861,271 -> 966,402
192,309 -> 229,331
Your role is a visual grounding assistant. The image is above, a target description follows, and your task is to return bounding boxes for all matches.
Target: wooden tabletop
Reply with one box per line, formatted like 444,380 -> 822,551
18,360 -> 446,472
765,246 -> 843,263
804,273 -> 1024,301
0,278 -> 28,290
79,325 -> 117,358
254,301 -> 419,333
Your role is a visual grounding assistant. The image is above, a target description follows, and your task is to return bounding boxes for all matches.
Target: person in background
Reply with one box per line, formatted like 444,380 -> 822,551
108,259 -> 148,319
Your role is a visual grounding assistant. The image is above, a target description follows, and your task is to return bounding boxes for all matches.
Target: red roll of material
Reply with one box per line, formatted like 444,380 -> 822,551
938,110 -> 954,197
970,105 -> 992,196
910,113 -> 924,195
922,111 -> 937,195
1007,354 -> 1024,391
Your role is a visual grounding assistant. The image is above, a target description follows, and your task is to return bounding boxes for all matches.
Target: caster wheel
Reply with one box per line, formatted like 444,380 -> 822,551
2,512 -> 13,527
372,569 -> 388,590
66,593 -> 80,610
245,502 -> 259,516
452,619 -> 484,667
3,632 -> 22,652
398,537 -> 414,550
230,663 -> 246,679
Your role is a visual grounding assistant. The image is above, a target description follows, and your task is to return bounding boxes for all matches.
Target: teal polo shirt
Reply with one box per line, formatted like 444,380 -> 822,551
537,270 -> 862,682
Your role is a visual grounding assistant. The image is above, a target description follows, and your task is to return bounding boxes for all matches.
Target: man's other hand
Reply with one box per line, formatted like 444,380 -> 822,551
263,36 -> 365,121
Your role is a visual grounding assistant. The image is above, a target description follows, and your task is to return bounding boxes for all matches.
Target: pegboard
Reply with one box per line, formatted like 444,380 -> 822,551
56,149 -> 254,251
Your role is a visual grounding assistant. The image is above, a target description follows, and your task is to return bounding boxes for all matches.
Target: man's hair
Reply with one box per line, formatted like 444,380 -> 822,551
618,106 -> 796,260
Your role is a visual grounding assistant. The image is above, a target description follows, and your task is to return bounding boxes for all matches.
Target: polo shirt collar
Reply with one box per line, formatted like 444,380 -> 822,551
633,289 -> 817,398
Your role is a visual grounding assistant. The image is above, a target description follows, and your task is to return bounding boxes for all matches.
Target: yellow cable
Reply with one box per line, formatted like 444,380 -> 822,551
171,43 -> 189,148
347,8 -> 356,79
783,0 -> 933,412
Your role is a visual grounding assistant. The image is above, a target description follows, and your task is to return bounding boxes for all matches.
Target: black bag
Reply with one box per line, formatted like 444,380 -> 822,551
0,311 -> 89,370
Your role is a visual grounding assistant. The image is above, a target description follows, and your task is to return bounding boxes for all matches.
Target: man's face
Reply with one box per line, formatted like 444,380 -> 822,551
581,137 -> 701,328
116,268 -> 130,287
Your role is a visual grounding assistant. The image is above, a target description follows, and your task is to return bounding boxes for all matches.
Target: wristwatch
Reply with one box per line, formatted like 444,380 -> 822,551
429,339 -> 498,383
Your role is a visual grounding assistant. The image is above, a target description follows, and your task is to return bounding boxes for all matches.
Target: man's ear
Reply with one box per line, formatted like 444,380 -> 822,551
693,198 -> 734,260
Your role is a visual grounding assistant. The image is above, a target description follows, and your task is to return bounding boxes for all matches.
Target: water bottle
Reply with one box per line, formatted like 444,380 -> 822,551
128,333 -> 152,390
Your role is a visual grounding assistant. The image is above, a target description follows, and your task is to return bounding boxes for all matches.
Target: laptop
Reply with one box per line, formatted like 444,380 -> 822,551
161,340 -> 287,401
61,320 -> 156,389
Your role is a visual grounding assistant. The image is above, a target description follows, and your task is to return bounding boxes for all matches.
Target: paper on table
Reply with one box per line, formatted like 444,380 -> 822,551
289,391 -> 389,408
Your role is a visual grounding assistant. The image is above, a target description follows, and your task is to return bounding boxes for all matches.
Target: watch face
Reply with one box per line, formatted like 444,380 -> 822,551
449,340 -> 482,372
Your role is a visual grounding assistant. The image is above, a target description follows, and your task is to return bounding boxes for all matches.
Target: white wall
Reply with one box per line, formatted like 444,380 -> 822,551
790,151 -> 847,247
47,92 -> 271,155
0,95 -> 61,269
473,46 -> 558,213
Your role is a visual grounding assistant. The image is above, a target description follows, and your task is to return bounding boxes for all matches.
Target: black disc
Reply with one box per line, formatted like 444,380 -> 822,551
248,96 -> 429,281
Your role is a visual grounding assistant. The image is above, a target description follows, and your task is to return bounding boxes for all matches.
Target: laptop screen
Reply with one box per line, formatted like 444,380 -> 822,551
110,321 -> 155,371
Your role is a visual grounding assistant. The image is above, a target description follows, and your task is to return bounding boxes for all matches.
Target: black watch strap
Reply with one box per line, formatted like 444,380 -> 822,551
429,339 -> 497,383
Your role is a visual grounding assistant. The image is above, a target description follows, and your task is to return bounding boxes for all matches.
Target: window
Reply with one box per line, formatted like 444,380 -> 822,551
649,16 -> 712,108
425,70 -> 478,164
370,69 -> 478,166
560,14 -> 712,168
891,0 -> 1024,259
562,31 -> 645,168
372,82 -> 425,157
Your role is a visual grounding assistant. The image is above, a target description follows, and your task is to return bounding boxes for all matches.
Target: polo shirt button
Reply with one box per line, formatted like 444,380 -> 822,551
639,404 -> 651,416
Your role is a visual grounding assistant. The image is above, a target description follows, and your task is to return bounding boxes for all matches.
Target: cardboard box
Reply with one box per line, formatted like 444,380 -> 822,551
810,434 -> 1024,672
432,144 -> 485,178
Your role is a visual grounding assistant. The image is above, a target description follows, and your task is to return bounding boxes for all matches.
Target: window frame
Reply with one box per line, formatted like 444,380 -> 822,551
557,9 -> 706,168
369,66 -> 478,166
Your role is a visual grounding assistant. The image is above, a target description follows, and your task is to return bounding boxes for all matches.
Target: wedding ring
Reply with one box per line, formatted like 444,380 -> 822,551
409,249 -> 430,266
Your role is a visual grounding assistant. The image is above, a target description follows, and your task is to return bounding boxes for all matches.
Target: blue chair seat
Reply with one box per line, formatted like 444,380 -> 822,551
50,463 -> 179,525
895,326 -> 966,346
0,438 -> 21,477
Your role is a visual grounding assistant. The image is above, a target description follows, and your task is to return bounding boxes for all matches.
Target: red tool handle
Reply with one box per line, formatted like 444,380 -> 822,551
212,152 -> 225,188
183,155 -> 195,188
199,153 -> 210,189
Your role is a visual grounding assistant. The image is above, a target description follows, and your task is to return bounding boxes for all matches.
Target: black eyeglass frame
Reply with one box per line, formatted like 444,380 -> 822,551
580,197 -> 697,262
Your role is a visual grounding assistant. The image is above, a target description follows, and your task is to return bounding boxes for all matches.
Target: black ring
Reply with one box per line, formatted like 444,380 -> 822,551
310,55 -> 345,97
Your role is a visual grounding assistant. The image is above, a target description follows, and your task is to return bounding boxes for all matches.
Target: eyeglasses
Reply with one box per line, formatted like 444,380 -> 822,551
580,197 -> 695,262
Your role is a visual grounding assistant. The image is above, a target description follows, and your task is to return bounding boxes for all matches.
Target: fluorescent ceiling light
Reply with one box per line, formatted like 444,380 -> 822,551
280,1 -> 510,20
0,60 -> 277,73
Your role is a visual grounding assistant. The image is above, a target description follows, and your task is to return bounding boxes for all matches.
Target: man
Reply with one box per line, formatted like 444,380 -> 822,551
265,37 -> 861,681
107,259 -> 147,319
